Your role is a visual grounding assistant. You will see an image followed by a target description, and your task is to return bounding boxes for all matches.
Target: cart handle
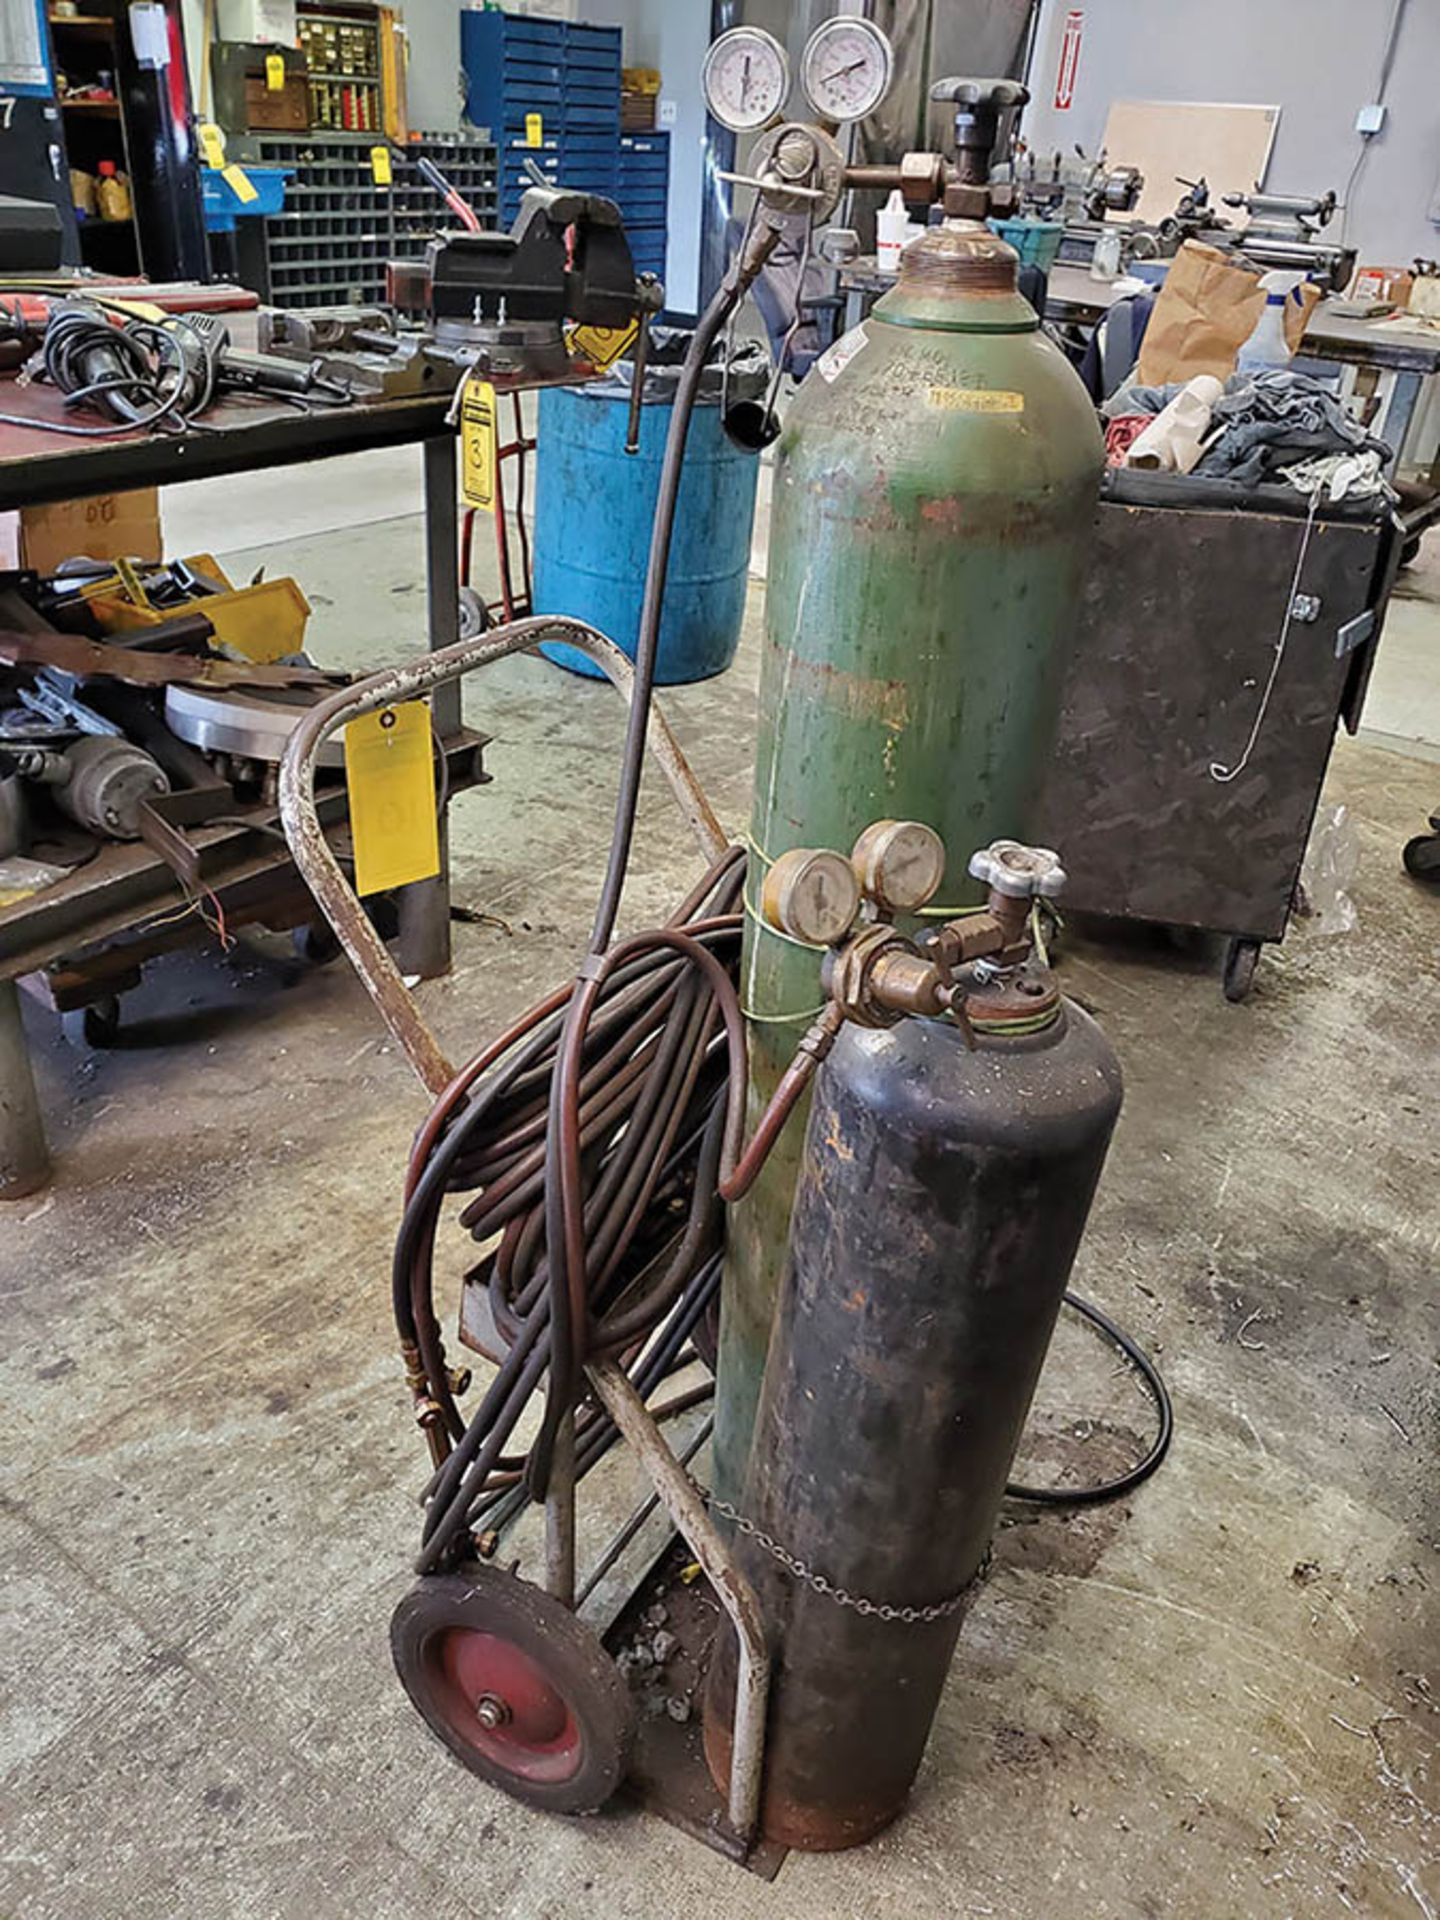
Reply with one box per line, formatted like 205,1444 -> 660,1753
278,617 -> 729,1097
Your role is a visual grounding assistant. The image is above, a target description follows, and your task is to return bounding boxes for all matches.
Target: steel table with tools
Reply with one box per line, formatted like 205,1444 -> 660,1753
1041,269 -> 1440,509
0,382 -> 468,1195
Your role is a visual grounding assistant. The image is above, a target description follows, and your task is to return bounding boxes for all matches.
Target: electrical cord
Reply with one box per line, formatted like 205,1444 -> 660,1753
1337,0 -> 1410,245
0,301 -> 218,438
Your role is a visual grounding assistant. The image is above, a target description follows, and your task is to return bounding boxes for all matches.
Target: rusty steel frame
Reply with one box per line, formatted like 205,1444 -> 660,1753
277,615 -> 727,1097
586,1358 -> 770,1845
276,615 -> 769,1851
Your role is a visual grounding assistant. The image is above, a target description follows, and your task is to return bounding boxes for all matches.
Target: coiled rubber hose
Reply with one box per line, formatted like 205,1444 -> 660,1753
399,850 -> 749,1572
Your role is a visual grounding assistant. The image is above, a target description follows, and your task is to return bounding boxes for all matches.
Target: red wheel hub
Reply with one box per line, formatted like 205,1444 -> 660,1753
424,1628 -> 584,1784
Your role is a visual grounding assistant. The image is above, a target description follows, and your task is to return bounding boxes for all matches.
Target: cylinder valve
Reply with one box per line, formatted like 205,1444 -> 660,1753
967,838 -> 1066,899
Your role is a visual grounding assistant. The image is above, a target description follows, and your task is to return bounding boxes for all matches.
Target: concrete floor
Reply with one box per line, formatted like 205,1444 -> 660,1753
1357,537 -> 1440,766
3,494 -> 1438,1918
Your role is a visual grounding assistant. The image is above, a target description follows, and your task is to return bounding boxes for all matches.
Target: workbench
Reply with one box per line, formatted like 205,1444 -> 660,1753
0,379 -> 467,1196
838,255 -> 1440,506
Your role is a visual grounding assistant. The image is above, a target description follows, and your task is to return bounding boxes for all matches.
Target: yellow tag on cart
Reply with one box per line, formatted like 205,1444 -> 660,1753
524,112 -> 544,147
265,52 -> 285,90
343,703 -> 440,897
459,375 -> 498,512
198,122 -> 227,168
370,145 -> 392,186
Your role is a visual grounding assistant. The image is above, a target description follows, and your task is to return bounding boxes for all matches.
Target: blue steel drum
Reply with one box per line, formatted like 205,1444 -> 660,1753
533,381 -> 761,684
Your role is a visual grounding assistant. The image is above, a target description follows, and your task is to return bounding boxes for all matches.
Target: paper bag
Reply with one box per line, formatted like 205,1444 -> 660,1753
1136,241 -> 1320,385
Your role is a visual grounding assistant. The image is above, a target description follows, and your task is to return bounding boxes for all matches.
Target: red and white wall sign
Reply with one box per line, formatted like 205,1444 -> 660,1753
1054,7 -> 1084,111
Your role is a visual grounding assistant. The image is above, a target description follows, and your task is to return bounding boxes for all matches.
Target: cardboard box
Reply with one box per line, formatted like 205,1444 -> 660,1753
20,488 -> 163,575
1351,264 -> 1414,307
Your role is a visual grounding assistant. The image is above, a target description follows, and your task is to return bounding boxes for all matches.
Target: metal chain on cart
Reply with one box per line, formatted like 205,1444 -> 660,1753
709,1498 -> 983,1624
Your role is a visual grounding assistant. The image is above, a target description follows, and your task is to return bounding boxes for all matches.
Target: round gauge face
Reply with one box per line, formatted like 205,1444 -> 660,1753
800,17 -> 894,124
855,820 -> 946,912
702,26 -> 790,133
764,848 -> 861,947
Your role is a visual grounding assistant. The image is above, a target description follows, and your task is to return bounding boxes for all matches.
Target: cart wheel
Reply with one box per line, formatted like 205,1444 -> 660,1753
62,995 -> 122,1048
1222,938 -> 1261,1003
391,1562 -> 633,1814
292,919 -> 341,965
458,587 -> 491,641
1402,830 -> 1440,881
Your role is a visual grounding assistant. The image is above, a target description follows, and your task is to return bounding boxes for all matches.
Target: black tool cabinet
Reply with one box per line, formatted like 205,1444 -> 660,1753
1035,470 -> 1401,999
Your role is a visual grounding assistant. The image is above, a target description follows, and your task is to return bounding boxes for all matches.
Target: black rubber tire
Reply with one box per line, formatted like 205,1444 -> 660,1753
458,586 -> 490,641
391,1563 -> 633,1815
1222,937 -> 1261,1003
62,995 -> 121,1048
1402,831 -> 1440,881
291,919 -> 341,965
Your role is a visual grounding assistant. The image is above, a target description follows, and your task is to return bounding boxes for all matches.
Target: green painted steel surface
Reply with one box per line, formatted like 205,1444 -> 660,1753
714,231 -> 1104,1506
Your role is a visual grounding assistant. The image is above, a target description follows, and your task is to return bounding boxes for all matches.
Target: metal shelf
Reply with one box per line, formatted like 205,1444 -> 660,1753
250,131 -> 498,308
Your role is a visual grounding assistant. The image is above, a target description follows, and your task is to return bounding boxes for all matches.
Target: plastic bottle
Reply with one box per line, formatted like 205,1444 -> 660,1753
95,160 -> 132,222
1236,270 -> 1303,375
876,189 -> 910,272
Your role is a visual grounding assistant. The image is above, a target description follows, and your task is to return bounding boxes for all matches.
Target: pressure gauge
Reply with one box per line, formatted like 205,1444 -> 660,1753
799,17 -> 894,125
851,819 -> 947,915
702,26 -> 791,134
762,847 -> 862,948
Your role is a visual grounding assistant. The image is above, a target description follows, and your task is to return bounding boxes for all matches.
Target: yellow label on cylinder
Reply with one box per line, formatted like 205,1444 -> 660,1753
198,122 -> 227,168
459,376 -> 498,512
343,702 -> 440,897
927,387 -> 1026,413
265,51 -> 285,90
369,145 -> 392,185
524,111 -> 543,147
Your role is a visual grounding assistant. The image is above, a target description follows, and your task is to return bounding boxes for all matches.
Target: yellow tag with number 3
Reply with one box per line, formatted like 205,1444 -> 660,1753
460,375 -> 498,512
343,703 -> 440,897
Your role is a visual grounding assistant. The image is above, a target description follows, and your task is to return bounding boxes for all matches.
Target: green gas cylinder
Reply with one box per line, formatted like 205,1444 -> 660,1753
716,219 -> 1104,1504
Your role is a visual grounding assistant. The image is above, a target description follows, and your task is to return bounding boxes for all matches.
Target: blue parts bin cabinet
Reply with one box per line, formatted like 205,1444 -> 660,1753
533,380 -> 760,685
463,14 -> 625,222
460,12 -> 670,285
617,133 -> 669,285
